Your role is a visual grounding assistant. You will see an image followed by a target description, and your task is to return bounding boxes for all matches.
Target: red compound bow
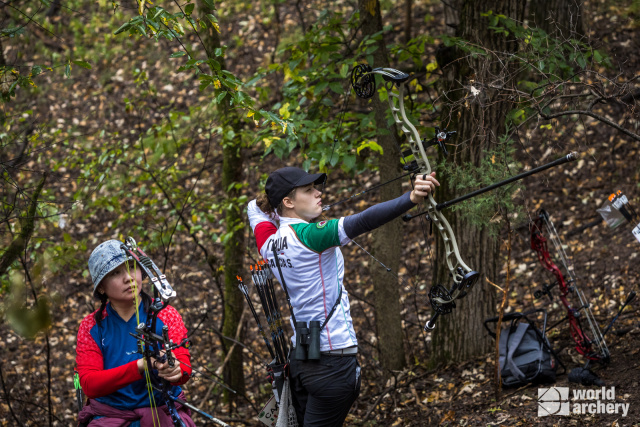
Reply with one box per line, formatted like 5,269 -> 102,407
530,210 -> 610,363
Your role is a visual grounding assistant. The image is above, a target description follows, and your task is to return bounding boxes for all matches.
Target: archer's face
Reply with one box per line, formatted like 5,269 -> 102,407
283,183 -> 323,222
98,261 -> 143,305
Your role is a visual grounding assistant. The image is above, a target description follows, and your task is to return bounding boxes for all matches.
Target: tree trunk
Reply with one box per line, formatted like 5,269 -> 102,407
404,0 -> 412,45
529,0 -> 584,39
198,0 -> 246,405
0,37 -> 5,68
358,0 -> 406,372
431,0 -> 526,364
221,139 -> 245,405
442,0 -> 461,36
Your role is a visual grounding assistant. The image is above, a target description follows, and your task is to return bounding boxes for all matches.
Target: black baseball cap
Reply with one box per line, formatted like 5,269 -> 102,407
265,167 -> 327,208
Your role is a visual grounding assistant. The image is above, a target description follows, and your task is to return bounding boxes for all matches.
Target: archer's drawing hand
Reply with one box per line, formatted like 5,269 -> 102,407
410,172 -> 439,203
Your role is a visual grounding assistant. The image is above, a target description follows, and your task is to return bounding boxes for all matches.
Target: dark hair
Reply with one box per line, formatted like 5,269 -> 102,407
257,188 -> 298,215
93,290 -> 152,325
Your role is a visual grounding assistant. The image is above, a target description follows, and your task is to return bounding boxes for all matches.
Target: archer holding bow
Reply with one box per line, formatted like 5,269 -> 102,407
76,239 -> 195,426
247,166 -> 438,426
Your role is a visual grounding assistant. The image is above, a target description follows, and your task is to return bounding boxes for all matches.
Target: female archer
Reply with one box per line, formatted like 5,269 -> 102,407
76,239 -> 195,426
248,166 -> 438,426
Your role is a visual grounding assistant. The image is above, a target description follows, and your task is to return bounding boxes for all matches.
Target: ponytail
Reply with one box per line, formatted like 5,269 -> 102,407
257,192 -> 276,214
93,293 -> 108,325
257,189 -> 298,216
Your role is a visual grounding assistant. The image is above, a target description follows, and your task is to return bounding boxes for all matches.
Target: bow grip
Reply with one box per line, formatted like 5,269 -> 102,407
161,325 -> 175,367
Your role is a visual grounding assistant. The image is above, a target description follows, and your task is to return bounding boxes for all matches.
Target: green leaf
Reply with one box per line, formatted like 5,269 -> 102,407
72,60 -> 92,69
365,45 -> 379,54
339,63 -> 349,78
185,3 -> 195,15
216,91 -> 227,104
64,64 -> 71,78
199,76 -> 212,91
206,13 -> 218,24
313,80 -> 328,96
593,50 -> 602,63
114,22 -> 131,35
150,7 -> 165,20
31,65 -> 43,77
170,51 -> 186,58
329,81 -> 343,94
288,58 -> 302,71
202,0 -> 215,11
343,154 -> 356,170
356,140 -> 383,155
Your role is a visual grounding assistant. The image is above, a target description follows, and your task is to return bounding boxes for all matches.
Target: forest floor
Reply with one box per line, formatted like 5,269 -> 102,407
352,329 -> 640,426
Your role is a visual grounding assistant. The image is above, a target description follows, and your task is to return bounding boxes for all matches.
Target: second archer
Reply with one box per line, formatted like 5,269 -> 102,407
247,166 -> 438,426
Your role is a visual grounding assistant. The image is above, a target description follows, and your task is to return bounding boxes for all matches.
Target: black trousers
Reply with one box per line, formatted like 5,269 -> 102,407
289,354 -> 361,427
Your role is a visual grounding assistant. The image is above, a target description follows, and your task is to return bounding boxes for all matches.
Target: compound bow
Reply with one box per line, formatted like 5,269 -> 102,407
121,237 -> 230,427
347,65 -> 581,331
530,210 -> 610,363
350,65 -> 480,330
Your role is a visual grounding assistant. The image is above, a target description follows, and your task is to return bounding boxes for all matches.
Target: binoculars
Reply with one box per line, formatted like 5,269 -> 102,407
294,321 -> 321,361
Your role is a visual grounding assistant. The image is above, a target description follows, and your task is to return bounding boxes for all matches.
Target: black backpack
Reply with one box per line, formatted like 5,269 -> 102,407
484,309 -> 564,387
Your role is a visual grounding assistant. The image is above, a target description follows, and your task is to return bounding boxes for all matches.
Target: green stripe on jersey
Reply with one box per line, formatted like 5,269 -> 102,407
290,219 -> 341,253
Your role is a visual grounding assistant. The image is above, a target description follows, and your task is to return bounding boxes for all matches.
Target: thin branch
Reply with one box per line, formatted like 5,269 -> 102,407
538,109 -> 640,142
0,174 -> 46,276
0,362 -> 24,426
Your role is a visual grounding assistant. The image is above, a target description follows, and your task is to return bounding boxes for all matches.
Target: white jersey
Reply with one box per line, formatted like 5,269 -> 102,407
248,200 -> 357,351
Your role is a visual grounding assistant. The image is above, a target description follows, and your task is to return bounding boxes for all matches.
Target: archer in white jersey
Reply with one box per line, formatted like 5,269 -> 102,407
248,166 -> 438,426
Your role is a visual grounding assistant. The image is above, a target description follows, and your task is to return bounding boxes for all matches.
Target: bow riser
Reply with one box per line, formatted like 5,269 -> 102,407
385,77 -> 476,302
532,234 -> 593,357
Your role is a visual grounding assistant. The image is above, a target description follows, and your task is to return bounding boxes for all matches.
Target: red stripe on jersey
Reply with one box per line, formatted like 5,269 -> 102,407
255,221 -> 278,251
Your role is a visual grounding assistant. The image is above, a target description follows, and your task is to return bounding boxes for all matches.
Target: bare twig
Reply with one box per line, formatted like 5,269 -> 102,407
0,174 -> 46,276
0,362 -> 24,426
